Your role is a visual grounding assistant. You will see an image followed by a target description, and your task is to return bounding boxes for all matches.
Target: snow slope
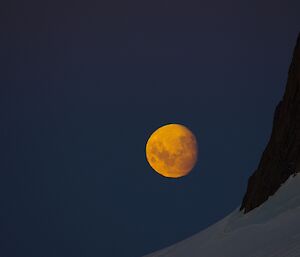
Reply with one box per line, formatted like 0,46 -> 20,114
144,174 -> 300,257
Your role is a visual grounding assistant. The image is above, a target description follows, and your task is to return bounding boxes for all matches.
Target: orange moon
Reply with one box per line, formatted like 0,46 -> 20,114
145,124 -> 198,178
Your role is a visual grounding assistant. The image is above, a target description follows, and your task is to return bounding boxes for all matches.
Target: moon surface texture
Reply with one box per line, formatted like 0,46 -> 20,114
146,124 -> 198,178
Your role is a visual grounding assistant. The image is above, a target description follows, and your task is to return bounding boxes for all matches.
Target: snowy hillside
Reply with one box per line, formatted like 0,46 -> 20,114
144,174 -> 300,257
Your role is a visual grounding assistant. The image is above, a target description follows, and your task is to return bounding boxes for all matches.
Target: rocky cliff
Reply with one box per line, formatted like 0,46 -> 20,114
241,33 -> 300,213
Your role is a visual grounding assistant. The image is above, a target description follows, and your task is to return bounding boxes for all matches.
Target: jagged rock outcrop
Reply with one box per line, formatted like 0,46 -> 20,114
241,33 -> 300,213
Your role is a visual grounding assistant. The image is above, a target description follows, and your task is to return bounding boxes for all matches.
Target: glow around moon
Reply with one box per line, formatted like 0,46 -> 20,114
146,124 -> 198,178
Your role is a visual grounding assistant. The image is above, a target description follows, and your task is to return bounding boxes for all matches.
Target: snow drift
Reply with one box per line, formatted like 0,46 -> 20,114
144,174 -> 300,257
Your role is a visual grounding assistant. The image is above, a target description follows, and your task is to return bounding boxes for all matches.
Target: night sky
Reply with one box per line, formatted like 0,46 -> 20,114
1,1 -> 300,257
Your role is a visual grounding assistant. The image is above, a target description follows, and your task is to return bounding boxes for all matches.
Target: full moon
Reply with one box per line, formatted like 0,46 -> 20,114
146,124 -> 198,178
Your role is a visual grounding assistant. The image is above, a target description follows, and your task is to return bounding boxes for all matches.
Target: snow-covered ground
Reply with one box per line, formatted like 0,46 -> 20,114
144,174 -> 300,257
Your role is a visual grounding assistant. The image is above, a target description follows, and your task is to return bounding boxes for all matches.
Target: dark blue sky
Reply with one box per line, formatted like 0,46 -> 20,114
1,1 -> 300,256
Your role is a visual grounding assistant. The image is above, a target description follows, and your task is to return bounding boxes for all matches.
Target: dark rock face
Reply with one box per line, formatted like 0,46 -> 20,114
241,33 -> 300,213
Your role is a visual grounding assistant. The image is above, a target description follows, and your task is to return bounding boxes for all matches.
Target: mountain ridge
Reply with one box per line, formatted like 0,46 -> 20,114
144,174 -> 300,257
241,32 -> 300,213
